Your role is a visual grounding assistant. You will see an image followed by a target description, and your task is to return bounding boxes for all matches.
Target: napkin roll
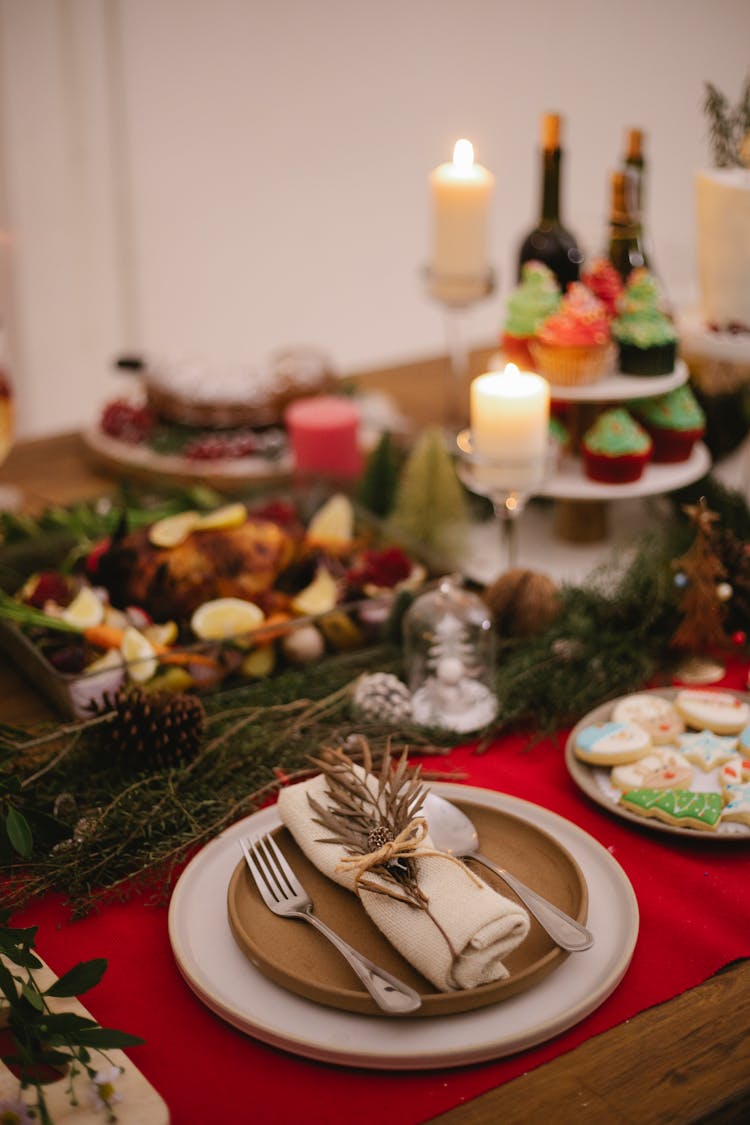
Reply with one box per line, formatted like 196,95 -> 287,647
277,771 -> 530,992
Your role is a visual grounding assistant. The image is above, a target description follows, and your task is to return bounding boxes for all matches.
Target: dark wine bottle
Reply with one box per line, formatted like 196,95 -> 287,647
607,168 -> 648,282
517,112 -> 583,290
622,127 -> 659,279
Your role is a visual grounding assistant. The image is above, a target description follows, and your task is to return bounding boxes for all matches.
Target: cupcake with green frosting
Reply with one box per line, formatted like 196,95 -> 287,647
629,385 -> 706,463
612,269 -> 677,375
501,260 -> 561,367
581,407 -> 652,483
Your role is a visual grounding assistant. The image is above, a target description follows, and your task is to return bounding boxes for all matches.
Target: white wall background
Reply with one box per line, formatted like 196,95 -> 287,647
1,0 -> 748,438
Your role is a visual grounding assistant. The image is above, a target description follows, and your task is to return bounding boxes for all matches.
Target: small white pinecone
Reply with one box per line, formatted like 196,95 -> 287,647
353,672 -> 412,723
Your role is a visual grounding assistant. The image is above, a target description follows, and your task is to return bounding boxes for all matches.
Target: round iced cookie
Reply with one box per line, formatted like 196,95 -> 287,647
721,782 -> 750,827
610,748 -> 693,792
718,756 -> 750,790
611,693 -> 684,745
674,689 -> 750,735
574,720 -> 651,766
677,730 -> 738,772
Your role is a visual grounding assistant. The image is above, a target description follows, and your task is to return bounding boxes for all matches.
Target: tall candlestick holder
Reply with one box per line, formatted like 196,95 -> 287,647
424,267 -> 495,429
456,428 -> 557,570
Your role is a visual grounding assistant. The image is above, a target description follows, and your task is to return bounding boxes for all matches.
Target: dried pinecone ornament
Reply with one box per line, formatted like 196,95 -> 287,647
352,672 -> 413,723
105,687 -> 206,770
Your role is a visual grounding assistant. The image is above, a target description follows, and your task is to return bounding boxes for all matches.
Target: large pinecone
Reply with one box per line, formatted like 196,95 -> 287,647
106,687 -> 206,771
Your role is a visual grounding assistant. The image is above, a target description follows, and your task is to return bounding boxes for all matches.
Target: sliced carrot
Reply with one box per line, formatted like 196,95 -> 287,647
83,623 -> 127,650
159,650 -> 219,669
251,611 -> 293,646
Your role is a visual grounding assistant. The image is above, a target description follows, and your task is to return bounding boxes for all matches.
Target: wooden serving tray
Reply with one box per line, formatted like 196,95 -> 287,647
227,798 -> 588,1018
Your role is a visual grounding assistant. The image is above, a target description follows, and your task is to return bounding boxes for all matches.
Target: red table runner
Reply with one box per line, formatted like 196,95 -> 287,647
13,663 -> 750,1125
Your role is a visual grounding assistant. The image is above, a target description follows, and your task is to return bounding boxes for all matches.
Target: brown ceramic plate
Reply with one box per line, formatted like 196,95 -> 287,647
227,798 -> 588,1018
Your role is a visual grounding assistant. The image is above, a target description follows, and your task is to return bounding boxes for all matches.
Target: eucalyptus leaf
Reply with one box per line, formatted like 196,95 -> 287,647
21,981 -> 45,1010
71,1027 -> 145,1049
0,958 -> 19,1001
5,805 -> 33,857
46,957 -> 107,998
35,1011 -> 99,1036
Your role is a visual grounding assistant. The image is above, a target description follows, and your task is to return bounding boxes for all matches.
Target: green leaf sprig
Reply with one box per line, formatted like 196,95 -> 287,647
0,910 -> 144,1124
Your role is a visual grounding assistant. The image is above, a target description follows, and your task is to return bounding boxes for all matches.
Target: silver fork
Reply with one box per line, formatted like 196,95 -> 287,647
240,833 -> 422,1014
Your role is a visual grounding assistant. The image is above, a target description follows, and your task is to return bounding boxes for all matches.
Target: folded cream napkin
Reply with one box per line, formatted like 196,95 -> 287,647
277,770 -> 530,992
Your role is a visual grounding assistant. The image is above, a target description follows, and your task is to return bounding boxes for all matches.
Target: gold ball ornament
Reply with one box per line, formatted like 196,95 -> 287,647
483,568 -> 561,638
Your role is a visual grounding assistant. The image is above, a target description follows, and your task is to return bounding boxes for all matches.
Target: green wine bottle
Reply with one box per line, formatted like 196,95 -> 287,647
607,168 -> 648,282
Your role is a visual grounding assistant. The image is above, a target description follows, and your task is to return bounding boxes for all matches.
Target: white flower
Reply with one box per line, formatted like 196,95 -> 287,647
89,1065 -> 124,1113
0,1099 -> 35,1125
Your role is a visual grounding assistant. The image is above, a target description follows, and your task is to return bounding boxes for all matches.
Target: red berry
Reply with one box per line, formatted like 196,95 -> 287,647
100,399 -> 155,443
24,571 -> 72,609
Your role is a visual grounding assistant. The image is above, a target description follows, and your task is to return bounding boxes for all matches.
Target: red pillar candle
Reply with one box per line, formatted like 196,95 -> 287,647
284,394 -> 363,479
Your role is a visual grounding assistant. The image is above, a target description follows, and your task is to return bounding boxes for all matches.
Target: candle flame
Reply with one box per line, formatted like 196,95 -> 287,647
504,363 -> 520,377
452,138 -> 475,173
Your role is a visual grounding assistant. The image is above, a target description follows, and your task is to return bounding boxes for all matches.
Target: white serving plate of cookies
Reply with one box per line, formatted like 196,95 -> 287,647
565,687 -> 750,840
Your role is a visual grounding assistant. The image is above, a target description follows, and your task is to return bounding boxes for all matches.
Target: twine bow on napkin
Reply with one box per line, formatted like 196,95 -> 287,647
277,768 -> 531,992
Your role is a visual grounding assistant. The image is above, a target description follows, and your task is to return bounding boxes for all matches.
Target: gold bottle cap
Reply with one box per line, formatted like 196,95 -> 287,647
542,113 -> 561,151
626,128 -> 643,162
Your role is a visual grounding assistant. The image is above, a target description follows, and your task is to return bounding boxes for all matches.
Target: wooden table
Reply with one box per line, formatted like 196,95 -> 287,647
3,356 -> 750,1124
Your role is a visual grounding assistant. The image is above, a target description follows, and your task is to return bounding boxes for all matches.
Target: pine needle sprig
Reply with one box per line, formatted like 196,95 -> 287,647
308,740 -> 429,907
704,73 -> 750,168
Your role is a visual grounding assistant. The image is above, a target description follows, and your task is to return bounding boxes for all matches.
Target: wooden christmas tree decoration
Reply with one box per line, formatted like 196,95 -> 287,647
670,499 -> 734,681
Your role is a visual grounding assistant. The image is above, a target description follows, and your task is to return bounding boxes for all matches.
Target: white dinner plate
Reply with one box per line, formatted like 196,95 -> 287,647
168,782 -> 638,1069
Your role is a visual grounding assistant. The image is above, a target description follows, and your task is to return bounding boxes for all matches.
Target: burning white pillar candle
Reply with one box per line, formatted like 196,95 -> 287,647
429,139 -> 494,302
469,365 -> 550,490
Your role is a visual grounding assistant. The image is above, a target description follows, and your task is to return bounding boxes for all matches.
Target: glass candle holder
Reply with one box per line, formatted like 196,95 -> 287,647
402,576 -> 498,734
455,429 -> 557,569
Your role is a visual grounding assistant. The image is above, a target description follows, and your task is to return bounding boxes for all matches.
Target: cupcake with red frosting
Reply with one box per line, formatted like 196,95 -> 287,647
501,261 -> 561,367
628,385 -> 705,463
581,407 -> 652,483
581,258 -> 624,319
530,283 -> 614,385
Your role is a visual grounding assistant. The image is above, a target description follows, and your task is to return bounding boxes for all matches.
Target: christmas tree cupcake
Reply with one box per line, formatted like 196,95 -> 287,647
612,269 -> 677,375
629,385 -> 706,463
530,283 -> 614,385
581,407 -> 652,483
581,257 -> 624,318
501,261 -> 561,367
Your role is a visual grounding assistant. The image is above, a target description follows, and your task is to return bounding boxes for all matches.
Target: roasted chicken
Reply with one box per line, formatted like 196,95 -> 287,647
95,517 -> 297,621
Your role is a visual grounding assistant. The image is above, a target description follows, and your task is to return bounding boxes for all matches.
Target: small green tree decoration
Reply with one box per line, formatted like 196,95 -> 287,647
704,72 -> 750,168
386,427 -> 469,567
356,431 -> 401,518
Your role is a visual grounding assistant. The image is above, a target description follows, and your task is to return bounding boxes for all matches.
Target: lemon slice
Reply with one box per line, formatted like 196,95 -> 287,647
305,494 -> 354,551
62,587 -> 105,629
291,566 -> 339,616
120,626 -> 159,683
195,502 -> 247,532
318,610 -> 364,651
190,597 -> 265,641
144,620 -> 179,647
148,510 -> 200,548
239,646 -> 276,679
